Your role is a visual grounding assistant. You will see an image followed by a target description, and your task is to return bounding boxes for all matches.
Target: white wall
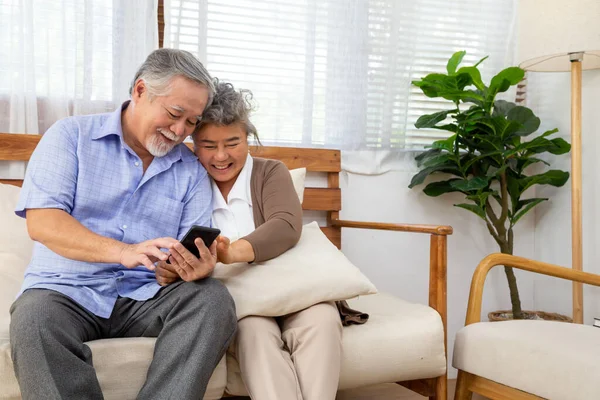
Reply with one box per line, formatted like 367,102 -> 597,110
528,70 -> 600,322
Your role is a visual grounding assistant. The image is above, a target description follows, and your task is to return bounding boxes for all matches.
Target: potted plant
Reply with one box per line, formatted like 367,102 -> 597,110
409,51 -> 571,320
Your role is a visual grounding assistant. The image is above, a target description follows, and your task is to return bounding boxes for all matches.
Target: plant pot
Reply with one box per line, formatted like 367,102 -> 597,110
488,310 -> 572,322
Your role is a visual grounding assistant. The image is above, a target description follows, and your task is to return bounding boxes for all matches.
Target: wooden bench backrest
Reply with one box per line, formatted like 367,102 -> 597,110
0,133 -> 342,248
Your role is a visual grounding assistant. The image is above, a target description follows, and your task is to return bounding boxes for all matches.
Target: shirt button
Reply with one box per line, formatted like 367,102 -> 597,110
134,162 -> 140,166
122,225 -> 128,229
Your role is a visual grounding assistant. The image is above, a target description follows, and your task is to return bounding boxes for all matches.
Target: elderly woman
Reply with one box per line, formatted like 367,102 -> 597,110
158,80 -> 343,400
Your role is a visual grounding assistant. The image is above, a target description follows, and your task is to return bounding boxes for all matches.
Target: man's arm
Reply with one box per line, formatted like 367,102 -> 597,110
27,208 -> 176,270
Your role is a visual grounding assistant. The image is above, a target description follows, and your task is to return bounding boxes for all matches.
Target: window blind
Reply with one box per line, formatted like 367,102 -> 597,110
165,0 -> 516,150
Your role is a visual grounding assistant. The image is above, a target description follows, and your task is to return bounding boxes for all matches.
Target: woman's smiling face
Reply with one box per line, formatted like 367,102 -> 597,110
193,122 -> 249,191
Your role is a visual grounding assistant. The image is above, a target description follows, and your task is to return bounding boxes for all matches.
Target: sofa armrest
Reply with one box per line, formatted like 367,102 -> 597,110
330,219 -> 453,235
465,253 -> 600,325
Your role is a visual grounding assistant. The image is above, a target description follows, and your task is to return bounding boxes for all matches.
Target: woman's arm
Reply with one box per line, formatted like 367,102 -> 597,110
240,160 -> 303,262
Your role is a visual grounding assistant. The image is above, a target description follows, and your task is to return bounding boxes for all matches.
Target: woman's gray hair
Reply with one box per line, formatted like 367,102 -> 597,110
197,79 -> 260,143
130,48 -> 215,105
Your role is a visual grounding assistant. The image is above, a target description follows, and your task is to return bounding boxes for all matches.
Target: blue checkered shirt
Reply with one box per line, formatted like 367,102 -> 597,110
15,102 -> 212,318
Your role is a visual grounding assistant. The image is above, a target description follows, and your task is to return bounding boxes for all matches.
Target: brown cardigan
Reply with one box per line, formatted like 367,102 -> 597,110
242,157 -> 303,263
240,157 -> 368,326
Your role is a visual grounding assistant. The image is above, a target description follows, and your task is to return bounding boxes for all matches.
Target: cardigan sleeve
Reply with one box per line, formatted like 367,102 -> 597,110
242,160 -> 303,262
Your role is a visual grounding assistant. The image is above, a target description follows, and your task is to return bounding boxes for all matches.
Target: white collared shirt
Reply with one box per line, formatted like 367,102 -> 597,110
211,155 -> 255,241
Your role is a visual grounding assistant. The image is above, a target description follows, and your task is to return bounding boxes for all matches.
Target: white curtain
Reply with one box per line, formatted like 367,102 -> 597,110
0,0 -> 158,178
164,0 -> 517,173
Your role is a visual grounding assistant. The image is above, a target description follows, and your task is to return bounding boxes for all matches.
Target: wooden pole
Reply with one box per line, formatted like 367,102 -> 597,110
571,59 -> 583,324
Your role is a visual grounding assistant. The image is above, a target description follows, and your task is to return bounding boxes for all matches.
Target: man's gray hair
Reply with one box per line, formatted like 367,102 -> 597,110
130,48 -> 215,105
197,79 -> 260,143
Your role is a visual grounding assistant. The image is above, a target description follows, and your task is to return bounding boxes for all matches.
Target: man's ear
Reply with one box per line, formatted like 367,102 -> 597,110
132,79 -> 147,101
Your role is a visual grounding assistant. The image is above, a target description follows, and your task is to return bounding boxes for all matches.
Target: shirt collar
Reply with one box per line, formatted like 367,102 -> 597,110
92,101 -> 129,140
212,155 -> 253,210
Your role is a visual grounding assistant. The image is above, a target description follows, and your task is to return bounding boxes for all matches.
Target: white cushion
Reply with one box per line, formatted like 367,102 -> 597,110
225,292 -> 446,395
0,183 -> 34,342
289,167 -> 306,203
213,221 -> 377,319
453,320 -> 600,399
0,338 -> 226,400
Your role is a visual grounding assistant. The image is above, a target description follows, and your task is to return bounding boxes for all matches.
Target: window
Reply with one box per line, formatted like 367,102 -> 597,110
165,0 -> 517,150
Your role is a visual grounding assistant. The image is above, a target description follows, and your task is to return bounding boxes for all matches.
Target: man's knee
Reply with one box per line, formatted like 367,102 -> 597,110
10,290 -> 60,338
10,289 -> 92,347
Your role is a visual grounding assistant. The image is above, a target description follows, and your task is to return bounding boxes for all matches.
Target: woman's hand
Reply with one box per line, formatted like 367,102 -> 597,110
216,236 -> 255,264
216,236 -> 235,264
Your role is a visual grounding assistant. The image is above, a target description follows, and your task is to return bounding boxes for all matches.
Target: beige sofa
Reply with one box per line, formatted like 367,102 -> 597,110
0,134 -> 449,399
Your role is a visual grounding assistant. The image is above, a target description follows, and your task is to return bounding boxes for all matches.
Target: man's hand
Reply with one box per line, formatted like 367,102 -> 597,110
119,237 -> 179,270
167,238 -> 217,281
155,260 -> 180,286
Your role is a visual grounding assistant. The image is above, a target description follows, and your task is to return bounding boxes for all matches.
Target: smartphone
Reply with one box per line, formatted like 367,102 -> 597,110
178,225 -> 221,259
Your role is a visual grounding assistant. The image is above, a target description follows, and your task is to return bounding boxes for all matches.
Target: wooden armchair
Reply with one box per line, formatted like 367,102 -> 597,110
454,253 -> 600,400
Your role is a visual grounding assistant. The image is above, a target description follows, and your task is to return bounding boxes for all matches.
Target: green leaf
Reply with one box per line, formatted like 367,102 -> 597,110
511,198 -> 548,225
415,148 -> 442,165
457,66 -> 484,90
492,100 -> 516,117
413,72 -> 479,102
455,203 -> 486,219
473,55 -> 489,68
520,157 -> 550,170
415,110 -> 456,129
515,197 -> 549,213
490,115 -> 521,139
412,73 -> 448,98
408,163 -> 460,188
431,134 -> 457,152
430,124 -> 458,133
546,138 -> 571,155
450,176 -> 490,192
489,67 -> 525,96
520,170 -> 570,193
423,179 -> 462,197
522,135 -> 571,155
422,154 -> 455,168
466,191 -> 492,206
507,106 -> 540,136
447,51 -> 466,75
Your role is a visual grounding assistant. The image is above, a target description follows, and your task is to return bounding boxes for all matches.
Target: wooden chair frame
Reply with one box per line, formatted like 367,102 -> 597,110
455,253 -> 600,400
0,133 -> 452,399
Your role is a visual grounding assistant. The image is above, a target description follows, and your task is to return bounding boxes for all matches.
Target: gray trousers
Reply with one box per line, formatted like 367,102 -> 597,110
9,278 -> 237,400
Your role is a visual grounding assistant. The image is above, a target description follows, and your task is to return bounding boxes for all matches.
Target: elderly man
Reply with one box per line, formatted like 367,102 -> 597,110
9,48 -> 236,400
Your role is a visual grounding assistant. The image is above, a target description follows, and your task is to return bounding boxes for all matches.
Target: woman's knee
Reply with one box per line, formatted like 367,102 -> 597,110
301,302 -> 342,334
236,316 -> 282,349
